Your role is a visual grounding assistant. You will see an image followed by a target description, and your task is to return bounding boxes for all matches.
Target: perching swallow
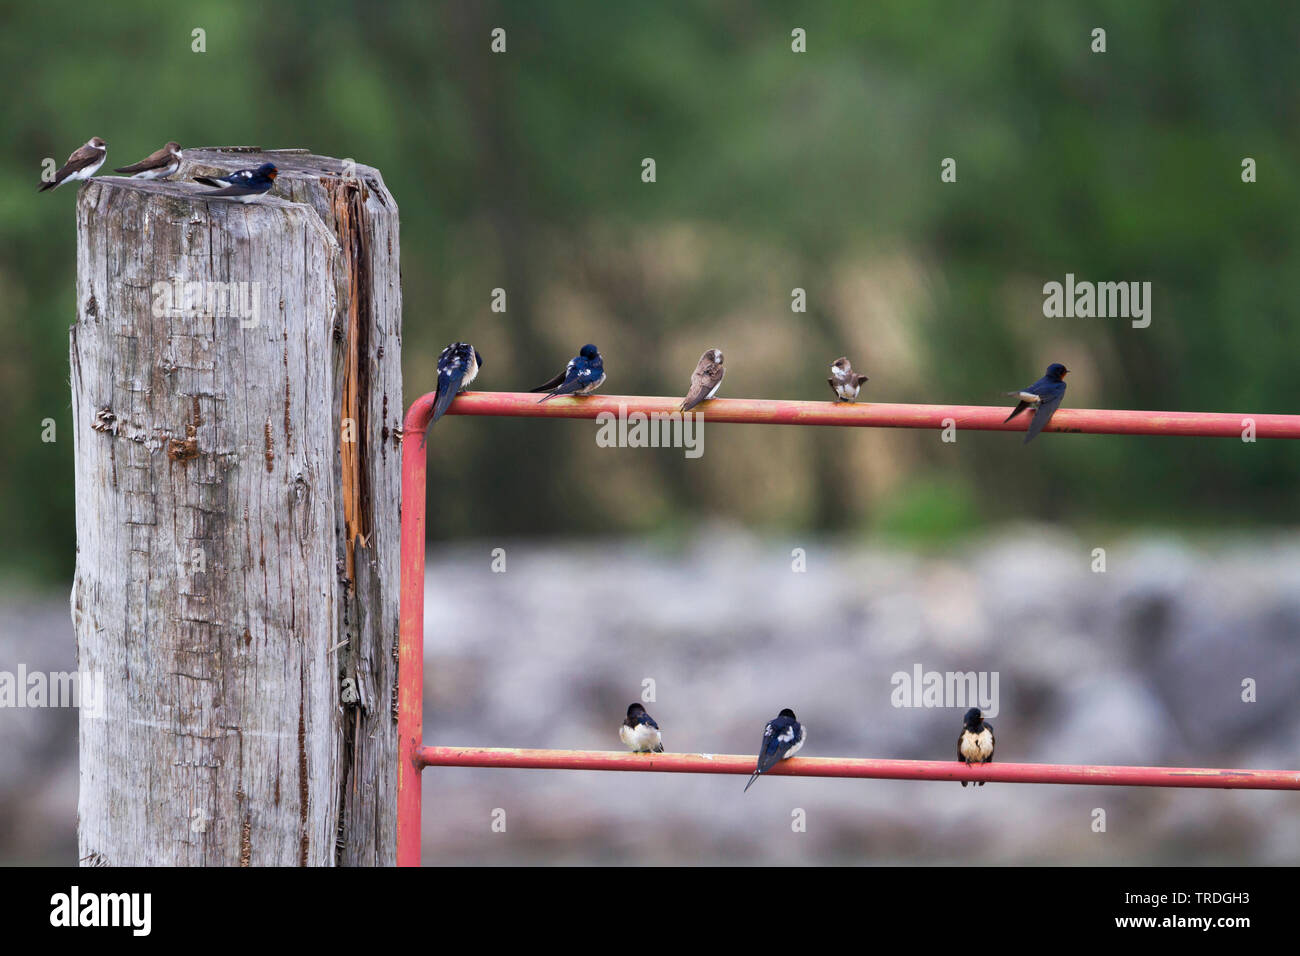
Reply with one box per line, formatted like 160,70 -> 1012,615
619,703 -> 664,754
429,342 -> 483,426
680,348 -> 725,412
744,708 -> 805,792
114,141 -> 183,180
193,162 -> 278,202
1004,362 -> 1068,444
828,356 -> 869,403
38,137 -> 107,192
957,707 -> 994,787
530,344 -> 605,403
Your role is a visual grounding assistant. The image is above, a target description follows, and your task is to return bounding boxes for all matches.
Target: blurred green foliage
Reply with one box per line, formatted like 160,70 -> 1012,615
2,1 -> 1298,583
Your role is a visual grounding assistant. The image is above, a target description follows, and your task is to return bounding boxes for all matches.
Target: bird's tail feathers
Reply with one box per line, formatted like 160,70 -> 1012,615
192,176 -> 223,188
743,771 -> 761,793
429,382 -> 458,426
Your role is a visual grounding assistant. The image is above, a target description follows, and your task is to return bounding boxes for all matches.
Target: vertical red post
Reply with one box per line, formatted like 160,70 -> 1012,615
397,394 -> 436,866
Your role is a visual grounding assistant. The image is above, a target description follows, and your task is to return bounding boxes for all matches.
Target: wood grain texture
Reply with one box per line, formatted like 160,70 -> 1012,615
70,148 -> 401,865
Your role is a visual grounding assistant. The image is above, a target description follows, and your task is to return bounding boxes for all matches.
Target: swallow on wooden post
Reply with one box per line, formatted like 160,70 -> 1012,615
193,162 -> 278,202
1004,362 -> 1068,444
114,141 -> 183,180
530,344 -> 605,403
619,703 -> 664,753
680,348 -> 725,412
827,356 -> 869,402
744,708 -> 805,792
957,707 -> 995,786
38,137 -> 107,192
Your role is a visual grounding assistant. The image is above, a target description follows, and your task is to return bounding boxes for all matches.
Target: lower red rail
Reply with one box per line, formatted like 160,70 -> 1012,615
416,746 -> 1300,790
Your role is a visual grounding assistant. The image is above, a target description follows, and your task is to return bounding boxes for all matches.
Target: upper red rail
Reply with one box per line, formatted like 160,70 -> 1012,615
417,746 -> 1300,790
410,390 -> 1300,439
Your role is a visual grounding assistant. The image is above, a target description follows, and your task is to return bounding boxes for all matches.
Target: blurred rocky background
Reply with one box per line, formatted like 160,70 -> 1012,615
2,2 -> 1299,863
5,530 -> 1299,864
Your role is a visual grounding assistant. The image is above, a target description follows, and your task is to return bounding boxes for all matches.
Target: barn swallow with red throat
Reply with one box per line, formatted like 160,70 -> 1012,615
115,141 -> 183,180
680,348 -> 725,412
38,137 -> 107,192
1004,362 -> 1068,444
193,162 -> 278,202
828,356 -> 869,402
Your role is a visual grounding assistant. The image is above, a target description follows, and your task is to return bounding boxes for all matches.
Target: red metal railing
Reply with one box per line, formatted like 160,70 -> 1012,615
416,746 -> 1300,789
397,391 -> 1300,866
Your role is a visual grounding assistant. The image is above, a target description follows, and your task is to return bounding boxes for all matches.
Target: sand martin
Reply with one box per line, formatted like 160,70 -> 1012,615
680,348 -> 725,412
38,137 -> 107,192
957,707 -> 995,786
1004,362 -> 1068,444
429,342 -> 483,426
114,141 -> 183,180
530,344 -> 605,403
828,356 -> 869,402
744,708 -> 805,792
193,162 -> 278,202
619,703 -> 664,753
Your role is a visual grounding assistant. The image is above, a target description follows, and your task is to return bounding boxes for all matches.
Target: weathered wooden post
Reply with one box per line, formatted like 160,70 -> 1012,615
70,148 -> 401,865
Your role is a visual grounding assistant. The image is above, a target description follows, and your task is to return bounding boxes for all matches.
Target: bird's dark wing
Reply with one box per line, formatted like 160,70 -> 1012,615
1004,400 -> 1031,423
537,361 -> 590,402
984,724 -> 994,763
192,175 -> 227,187
827,378 -> 840,398
199,184 -> 260,197
115,148 -> 170,174
528,367 -> 569,393
642,713 -> 660,730
61,144 -> 103,175
1024,393 -> 1064,444
429,371 -> 462,425
755,721 -> 791,775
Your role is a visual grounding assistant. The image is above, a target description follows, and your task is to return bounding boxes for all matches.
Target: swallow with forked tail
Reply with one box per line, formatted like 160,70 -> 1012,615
828,356 -> 869,402
530,344 -> 605,403
1004,362 -> 1068,444
38,137 -> 106,192
745,708 -> 805,792
429,342 -> 483,426
680,348 -> 725,412
193,162 -> 278,202
115,141 -> 183,180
